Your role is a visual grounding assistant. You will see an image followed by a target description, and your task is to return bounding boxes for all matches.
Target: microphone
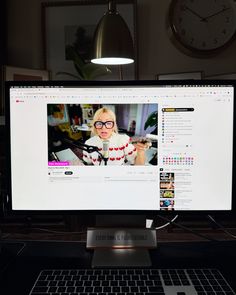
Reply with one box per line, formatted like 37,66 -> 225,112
63,138 -> 100,153
146,133 -> 158,141
102,140 -> 109,165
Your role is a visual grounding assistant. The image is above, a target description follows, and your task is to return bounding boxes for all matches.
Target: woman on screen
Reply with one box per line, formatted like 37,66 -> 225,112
82,107 -> 150,165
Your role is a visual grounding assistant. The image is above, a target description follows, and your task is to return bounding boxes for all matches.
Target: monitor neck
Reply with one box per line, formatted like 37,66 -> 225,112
95,214 -> 146,227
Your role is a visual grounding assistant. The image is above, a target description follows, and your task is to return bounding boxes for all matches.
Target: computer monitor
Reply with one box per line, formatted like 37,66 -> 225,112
5,80 -> 235,266
5,80 -> 235,214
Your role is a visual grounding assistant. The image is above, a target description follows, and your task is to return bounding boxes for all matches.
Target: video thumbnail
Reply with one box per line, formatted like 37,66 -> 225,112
47,103 -> 158,166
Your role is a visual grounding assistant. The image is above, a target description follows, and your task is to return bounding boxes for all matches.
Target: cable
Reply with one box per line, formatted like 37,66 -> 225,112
1,233 -> 11,239
15,242 -> 26,256
157,215 -> 217,241
0,241 -> 26,275
154,214 -> 179,230
0,227 -> 87,238
31,227 -> 87,235
207,215 -> 236,239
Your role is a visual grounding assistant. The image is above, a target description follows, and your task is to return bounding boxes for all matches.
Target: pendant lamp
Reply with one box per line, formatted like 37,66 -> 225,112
91,0 -> 134,65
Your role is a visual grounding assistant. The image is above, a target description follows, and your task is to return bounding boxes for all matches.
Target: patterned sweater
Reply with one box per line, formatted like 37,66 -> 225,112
83,133 -> 137,165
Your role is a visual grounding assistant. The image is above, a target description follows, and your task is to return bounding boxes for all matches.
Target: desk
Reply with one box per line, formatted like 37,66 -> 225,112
0,240 -> 236,295
54,148 -> 84,166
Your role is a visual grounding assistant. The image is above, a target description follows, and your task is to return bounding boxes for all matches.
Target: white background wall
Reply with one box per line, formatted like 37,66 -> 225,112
6,0 -> 236,79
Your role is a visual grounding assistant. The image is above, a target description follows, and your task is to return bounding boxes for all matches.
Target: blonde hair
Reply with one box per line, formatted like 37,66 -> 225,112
90,107 -> 118,136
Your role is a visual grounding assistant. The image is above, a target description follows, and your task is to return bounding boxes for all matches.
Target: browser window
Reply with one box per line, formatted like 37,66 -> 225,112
8,84 -> 234,211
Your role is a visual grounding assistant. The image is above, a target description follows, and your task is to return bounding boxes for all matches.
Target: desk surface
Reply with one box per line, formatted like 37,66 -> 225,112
0,240 -> 236,295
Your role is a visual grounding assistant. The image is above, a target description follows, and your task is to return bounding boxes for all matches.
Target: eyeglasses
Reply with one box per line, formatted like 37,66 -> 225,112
94,121 -> 114,129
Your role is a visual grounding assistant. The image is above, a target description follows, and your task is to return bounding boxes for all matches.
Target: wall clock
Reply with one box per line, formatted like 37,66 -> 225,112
168,0 -> 236,56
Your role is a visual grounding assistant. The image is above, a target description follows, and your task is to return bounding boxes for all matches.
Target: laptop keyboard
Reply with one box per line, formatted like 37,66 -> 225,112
29,268 -> 236,295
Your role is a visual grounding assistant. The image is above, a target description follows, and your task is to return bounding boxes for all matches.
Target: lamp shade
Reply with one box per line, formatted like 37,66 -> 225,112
91,2 -> 134,65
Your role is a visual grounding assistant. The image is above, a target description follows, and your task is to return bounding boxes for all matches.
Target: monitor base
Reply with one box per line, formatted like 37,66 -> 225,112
88,215 -> 156,268
92,248 -> 151,268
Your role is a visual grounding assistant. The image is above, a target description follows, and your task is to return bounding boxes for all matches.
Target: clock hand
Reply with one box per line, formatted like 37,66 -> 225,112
203,7 -> 230,21
184,5 -> 207,22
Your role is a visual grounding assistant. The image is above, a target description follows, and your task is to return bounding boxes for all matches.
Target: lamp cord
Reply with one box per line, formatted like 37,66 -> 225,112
156,215 -> 217,241
154,215 -> 179,230
207,215 -> 236,239
0,240 -> 26,275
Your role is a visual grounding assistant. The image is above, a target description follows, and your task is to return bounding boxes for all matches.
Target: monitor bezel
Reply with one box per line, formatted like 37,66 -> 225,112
4,79 -> 236,216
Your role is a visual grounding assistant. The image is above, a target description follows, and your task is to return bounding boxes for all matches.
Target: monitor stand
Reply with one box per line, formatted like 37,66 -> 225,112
86,215 -> 157,268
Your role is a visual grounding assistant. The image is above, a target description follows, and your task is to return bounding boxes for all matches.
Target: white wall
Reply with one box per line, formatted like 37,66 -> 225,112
6,0 -> 236,78
137,0 -> 236,79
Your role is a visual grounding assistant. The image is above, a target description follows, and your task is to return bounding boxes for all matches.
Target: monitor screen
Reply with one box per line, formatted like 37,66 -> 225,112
6,81 -> 234,212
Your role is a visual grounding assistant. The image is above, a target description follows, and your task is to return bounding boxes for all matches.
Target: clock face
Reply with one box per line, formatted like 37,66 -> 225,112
169,0 -> 236,54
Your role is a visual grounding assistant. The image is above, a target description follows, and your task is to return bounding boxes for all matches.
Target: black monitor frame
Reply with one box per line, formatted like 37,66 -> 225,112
4,79 -> 236,217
